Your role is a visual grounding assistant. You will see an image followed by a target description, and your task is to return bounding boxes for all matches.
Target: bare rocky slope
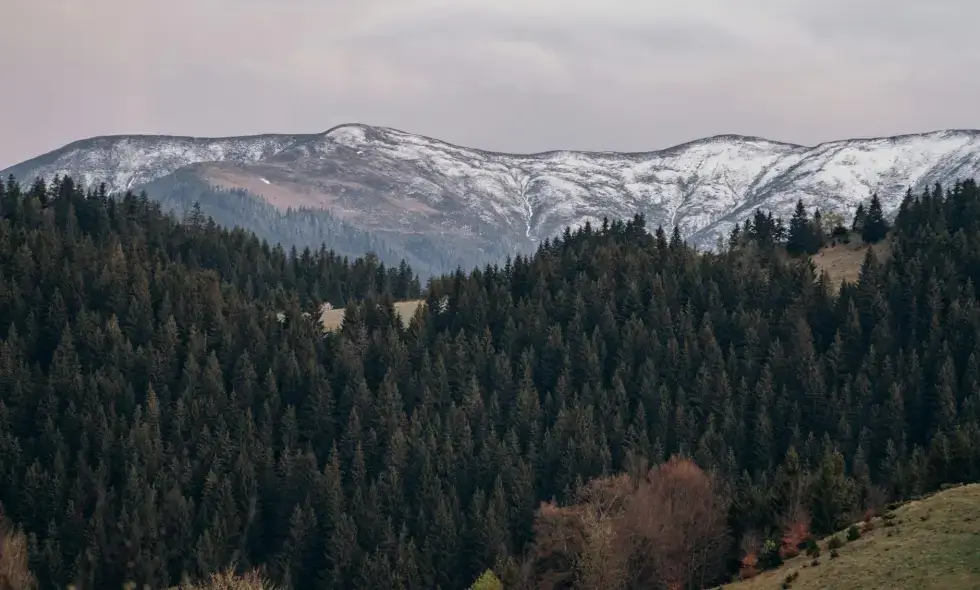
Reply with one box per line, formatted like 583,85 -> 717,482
6,124 -> 980,273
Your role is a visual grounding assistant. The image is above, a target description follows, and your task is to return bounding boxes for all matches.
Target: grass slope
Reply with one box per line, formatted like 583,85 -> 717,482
320,299 -> 425,331
811,235 -> 890,287
730,484 -> 980,590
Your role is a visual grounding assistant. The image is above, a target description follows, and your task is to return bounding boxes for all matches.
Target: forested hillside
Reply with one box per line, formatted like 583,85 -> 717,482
2,173 -> 980,589
138,173 -> 499,278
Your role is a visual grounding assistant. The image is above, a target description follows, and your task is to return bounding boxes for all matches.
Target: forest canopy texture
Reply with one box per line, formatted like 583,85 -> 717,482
1,174 -> 980,589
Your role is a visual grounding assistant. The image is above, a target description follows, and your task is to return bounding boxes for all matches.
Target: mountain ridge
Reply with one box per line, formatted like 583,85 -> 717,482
7,124 -> 980,273
9,125 -> 980,173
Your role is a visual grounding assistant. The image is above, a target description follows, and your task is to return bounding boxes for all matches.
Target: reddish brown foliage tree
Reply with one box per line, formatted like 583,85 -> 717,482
624,456 -> 730,589
739,553 -> 760,580
778,510 -> 812,560
529,456 -> 729,589
739,531 -> 762,580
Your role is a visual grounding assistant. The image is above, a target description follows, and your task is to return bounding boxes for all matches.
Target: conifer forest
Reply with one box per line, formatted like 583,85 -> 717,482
2,173 -> 980,589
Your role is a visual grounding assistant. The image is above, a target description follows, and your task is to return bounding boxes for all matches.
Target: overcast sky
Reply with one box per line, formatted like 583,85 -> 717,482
3,0 -> 979,167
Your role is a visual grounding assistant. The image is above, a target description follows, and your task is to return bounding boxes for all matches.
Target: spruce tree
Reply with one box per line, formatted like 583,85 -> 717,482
811,209 -> 826,250
787,199 -> 813,255
852,202 -> 867,233
862,193 -> 889,243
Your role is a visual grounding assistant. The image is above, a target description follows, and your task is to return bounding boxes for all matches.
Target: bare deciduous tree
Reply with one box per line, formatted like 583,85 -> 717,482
528,473 -> 635,589
0,517 -> 36,590
624,456 -> 730,589
529,456 -> 729,590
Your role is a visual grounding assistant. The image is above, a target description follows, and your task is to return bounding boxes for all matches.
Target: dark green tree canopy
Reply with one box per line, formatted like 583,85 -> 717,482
0,174 -> 978,589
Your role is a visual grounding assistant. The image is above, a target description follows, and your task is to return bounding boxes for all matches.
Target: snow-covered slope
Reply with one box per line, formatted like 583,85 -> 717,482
6,125 -> 980,259
1,133 -> 314,195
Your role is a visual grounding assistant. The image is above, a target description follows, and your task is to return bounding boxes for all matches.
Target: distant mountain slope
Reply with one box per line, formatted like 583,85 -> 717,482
6,124 -> 980,271
1,132 -> 313,194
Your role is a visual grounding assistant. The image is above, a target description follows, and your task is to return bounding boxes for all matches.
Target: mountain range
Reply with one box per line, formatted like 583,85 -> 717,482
6,124 -> 980,275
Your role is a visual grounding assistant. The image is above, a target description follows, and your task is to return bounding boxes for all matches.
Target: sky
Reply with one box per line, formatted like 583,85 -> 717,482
3,0 -> 980,167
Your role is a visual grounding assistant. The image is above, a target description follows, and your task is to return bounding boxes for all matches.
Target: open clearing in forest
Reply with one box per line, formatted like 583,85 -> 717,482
811,235 -> 890,287
320,299 -> 426,331
729,484 -> 980,590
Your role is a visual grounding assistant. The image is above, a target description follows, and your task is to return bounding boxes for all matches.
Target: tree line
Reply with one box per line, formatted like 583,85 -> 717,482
732,193 -> 889,256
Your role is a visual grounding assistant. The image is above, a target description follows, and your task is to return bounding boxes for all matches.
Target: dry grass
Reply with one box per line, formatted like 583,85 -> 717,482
729,484 -> 980,590
167,569 -> 273,590
0,519 -> 36,590
811,235 -> 891,288
320,299 -> 426,331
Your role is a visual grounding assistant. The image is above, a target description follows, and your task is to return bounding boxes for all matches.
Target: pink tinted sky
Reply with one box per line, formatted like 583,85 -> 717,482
2,0 -> 980,166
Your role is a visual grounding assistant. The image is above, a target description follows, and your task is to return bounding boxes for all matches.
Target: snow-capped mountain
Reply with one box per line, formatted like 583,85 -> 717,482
1,132 -> 316,195
6,124 -> 980,268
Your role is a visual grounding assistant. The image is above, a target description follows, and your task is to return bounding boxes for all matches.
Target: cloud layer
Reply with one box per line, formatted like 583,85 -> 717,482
3,0 -> 979,166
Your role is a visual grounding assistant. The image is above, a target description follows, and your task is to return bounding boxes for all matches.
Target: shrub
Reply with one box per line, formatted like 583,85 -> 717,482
739,532 -> 762,579
761,538 -> 783,569
780,519 -> 812,560
830,548 -> 840,559
739,552 -> 760,580
805,542 -> 821,558
846,525 -> 861,541
169,569 -> 272,590
469,569 -> 504,590
827,536 -> 844,550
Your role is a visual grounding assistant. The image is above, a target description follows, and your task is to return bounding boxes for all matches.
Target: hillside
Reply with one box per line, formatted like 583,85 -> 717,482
811,234 -> 892,287
7,125 -> 980,274
3,174 -> 980,589
731,484 -> 980,590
